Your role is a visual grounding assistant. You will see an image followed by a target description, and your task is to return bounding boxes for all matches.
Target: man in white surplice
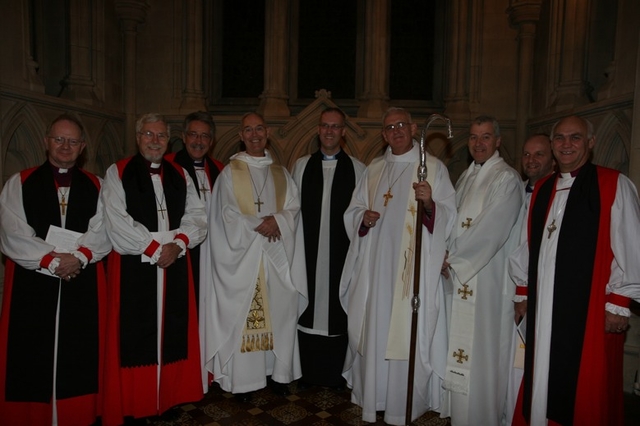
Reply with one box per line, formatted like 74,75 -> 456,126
340,107 -> 456,425
202,112 -> 307,400
440,116 -> 523,426
505,133 -> 555,424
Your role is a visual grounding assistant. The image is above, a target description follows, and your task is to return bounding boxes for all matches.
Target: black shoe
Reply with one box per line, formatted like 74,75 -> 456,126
123,417 -> 147,426
159,407 -> 182,422
234,391 -> 253,403
270,381 -> 290,396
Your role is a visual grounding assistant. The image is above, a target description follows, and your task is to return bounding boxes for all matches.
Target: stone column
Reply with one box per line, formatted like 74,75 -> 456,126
550,0 -> 589,110
508,1 -> 542,169
61,0 -> 100,105
258,0 -> 290,117
115,0 -> 148,155
444,0 -> 470,115
357,0 -> 389,119
180,0 -> 207,112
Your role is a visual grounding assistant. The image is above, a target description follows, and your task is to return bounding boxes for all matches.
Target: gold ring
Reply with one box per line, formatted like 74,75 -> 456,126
368,221 -> 373,226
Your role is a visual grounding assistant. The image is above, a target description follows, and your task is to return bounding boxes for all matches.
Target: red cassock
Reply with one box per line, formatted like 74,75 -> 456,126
512,165 -> 627,426
101,155 -> 203,425
0,164 -> 107,426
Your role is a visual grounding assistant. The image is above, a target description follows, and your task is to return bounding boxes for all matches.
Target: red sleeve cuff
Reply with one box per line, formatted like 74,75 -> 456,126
174,233 -> 189,246
77,246 -> 93,262
607,293 -> 631,308
515,286 -> 528,296
40,253 -> 55,268
144,240 -> 161,257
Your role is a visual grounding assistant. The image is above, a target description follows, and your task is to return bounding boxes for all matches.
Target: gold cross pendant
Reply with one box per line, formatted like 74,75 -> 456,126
383,189 -> 393,206
59,196 -> 68,216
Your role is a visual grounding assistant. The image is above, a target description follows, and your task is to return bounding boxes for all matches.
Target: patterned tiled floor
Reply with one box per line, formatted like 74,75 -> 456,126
144,381 -> 640,426
147,381 -> 450,426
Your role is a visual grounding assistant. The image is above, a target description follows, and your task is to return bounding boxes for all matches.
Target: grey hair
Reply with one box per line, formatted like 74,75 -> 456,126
382,107 -> 412,125
550,116 -> 594,140
471,115 -> 500,138
136,112 -> 170,135
183,111 -> 216,137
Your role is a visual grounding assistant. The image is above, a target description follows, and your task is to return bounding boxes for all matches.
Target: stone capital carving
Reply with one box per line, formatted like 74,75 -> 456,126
507,1 -> 542,28
115,0 -> 148,29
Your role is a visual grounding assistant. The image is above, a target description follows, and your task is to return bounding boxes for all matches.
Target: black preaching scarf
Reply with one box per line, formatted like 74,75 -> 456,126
6,162 -> 100,402
298,150 -> 355,335
524,162 -> 600,424
119,154 -> 189,367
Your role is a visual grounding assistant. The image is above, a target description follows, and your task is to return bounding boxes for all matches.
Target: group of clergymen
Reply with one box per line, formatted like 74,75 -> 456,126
0,107 -> 638,426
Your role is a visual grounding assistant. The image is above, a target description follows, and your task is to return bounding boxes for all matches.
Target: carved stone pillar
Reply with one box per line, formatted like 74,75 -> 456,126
508,1 -> 542,168
550,0 -> 589,110
444,0 -> 471,115
115,0 -> 148,155
61,0 -> 100,105
258,0 -> 290,117
180,0 -> 207,112
357,0 -> 389,119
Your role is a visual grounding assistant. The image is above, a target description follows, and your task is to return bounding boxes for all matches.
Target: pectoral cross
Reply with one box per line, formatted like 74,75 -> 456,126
199,182 -> 209,201
383,189 -> 393,207
59,196 -> 68,216
547,219 -> 557,239
458,283 -> 473,300
452,348 -> 469,364
255,197 -> 264,213
461,217 -> 472,228
157,205 -> 167,220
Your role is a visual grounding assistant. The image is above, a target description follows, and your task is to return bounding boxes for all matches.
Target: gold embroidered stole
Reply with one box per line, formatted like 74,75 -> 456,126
367,156 -> 436,360
230,159 -> 286,352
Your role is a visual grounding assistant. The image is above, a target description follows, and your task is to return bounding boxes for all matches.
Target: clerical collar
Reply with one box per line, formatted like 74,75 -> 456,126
322,149 -> 341,161
560,166 -> 582,179
193,159 -> 205,167
145,159 -> 162,175
526,185 -> 534,193
50,163 -> 74,186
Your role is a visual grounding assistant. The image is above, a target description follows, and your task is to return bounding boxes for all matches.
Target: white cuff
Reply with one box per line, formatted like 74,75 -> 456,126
71,251 -> 88,268
605,302 -> 630,317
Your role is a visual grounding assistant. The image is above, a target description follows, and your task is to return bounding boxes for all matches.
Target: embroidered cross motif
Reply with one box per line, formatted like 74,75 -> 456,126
452,348 -> 469,364
458,283 -> 473,300
461,217 -> 472,228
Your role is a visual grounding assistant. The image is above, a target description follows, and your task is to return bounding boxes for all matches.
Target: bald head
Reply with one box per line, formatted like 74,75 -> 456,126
522,134 -> 554,185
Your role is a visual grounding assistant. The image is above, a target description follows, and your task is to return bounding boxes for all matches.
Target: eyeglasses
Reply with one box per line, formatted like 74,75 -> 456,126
383,122 -> 410,132
47,136 -> 83,147
185,131 -> 213,141
138,131 -> 169,142
320,123 -> 344,130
